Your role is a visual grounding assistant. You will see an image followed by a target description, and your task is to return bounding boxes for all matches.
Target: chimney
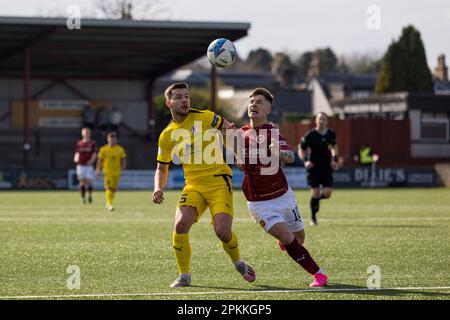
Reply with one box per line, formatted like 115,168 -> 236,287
434,54 -> 448,81
307,50 -> 321,79
271,53 -> 294,87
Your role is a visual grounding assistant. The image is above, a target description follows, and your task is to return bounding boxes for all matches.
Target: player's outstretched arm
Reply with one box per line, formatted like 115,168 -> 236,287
153,162 -> 169,205
221,117 -> 235,131
270,138 -> 295,164
220,117 -> 237,151
280,150 -> 295,164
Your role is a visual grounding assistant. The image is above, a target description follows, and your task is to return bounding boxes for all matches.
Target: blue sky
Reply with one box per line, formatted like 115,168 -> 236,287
1,0 -> 449,68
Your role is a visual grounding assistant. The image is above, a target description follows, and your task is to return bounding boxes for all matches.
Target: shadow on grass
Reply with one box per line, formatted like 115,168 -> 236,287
334,225 -> 440,229
254,283 -> 450,298
189,284 -> 261,292
189,281 -> 450,298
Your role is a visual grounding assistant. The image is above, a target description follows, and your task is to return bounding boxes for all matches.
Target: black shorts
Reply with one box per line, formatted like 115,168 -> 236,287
307,166 -> 333,188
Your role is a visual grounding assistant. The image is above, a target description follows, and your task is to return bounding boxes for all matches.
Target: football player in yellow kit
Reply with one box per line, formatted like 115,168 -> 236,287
96,132 -> 126,211
152,82 -> 256,288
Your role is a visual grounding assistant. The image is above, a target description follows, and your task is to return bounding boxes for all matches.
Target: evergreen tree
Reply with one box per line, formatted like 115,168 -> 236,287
375,25 -> 433,94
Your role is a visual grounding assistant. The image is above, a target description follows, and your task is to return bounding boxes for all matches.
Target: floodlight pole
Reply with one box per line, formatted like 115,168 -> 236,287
211,64 -> 217,112
23,46 -> 30,169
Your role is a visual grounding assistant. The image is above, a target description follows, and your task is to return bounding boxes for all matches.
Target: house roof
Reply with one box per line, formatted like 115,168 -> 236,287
323,72 -> 377,90
156,70 -> 278,90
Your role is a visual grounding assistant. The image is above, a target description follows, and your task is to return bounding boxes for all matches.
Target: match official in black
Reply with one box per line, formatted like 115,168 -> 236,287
299,112 -> 339,226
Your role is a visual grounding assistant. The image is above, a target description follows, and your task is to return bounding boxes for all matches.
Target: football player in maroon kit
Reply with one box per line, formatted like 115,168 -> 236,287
74,127 -> 97,204
235,88 -> 328,287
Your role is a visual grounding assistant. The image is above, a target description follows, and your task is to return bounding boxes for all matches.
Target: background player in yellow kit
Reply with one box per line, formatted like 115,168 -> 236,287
96,132 -> 127,211
152,82 -> 256,288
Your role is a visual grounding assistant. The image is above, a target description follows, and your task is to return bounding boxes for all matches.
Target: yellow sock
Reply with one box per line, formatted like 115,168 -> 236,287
105,190 -> 112,206
109,190 -> 115,205
173,232 -> 191,274
221,232 -> 240,264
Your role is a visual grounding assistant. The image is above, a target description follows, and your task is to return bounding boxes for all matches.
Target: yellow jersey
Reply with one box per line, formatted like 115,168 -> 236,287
98,144 -> 126,176
157,108 -> 232,183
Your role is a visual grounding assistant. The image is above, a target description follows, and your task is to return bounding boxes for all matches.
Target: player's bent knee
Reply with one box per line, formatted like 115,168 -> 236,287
279,232 -> 295,245
214,226 -> 232,243
174,210 -> 196,234
271,228 -> 295,245
311,189 -> 321,198
322,191 -> 332,199
212,213 -> 233,242
174,215 -> 194,233
174,220 -> 192,234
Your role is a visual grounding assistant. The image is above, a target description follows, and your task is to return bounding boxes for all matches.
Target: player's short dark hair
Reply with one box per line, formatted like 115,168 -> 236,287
250,87 -> 274,104
107,132 -> 117,138
164,82 -> 189,100
316,112 -> 328,118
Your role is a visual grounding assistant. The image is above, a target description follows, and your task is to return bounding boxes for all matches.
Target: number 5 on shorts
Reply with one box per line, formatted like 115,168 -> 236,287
180,194 -> 188,204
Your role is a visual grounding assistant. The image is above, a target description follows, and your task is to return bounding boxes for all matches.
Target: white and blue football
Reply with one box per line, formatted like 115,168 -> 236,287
207,38 -> 237,68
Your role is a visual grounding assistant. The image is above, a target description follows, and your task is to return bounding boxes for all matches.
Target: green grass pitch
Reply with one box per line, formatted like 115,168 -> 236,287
0,189 -> 449,300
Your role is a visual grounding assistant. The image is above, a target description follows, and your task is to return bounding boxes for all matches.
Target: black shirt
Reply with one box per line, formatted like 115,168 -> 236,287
300,128 -> 336,167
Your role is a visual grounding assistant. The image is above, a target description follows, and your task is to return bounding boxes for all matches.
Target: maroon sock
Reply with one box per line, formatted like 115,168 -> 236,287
284,239 -> 320,275
87,186 -> 92,195
80,185 -> 85,198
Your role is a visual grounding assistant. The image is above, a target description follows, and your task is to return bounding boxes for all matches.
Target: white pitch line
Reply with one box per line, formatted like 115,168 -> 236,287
1,286 -> 450,299
1,217 -> 450,223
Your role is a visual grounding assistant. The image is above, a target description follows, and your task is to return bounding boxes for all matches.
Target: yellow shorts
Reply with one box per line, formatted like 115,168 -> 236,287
177,174 -> 233,222
104,175 -> 120,191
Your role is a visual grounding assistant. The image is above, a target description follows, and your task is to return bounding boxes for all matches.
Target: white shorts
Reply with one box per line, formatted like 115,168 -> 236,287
76,165 -> 95,181
247,188 -> 304,233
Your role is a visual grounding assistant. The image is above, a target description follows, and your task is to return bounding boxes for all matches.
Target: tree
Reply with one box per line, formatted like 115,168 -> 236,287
375,25 -> 433,94
243,48 -> 273,72
295,51 -> 313,76
294,47 -> 338,77
338,51 -> 382,74
375,41 -> 407,93
319,48 -> 338,74
96,0 -> 170,20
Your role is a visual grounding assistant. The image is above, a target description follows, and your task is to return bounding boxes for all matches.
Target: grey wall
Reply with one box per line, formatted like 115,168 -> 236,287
0,78 -> 149,131
0,79 -> 147,100
116,102 -> 148,131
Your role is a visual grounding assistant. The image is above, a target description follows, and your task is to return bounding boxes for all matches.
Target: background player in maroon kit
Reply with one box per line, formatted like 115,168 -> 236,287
235,87 -> 328,287
74,127 -> 97,204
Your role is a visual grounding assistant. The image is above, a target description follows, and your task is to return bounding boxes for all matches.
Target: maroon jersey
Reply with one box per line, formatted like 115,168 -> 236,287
76,139 -> 97,165
240,123 -> 291,201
